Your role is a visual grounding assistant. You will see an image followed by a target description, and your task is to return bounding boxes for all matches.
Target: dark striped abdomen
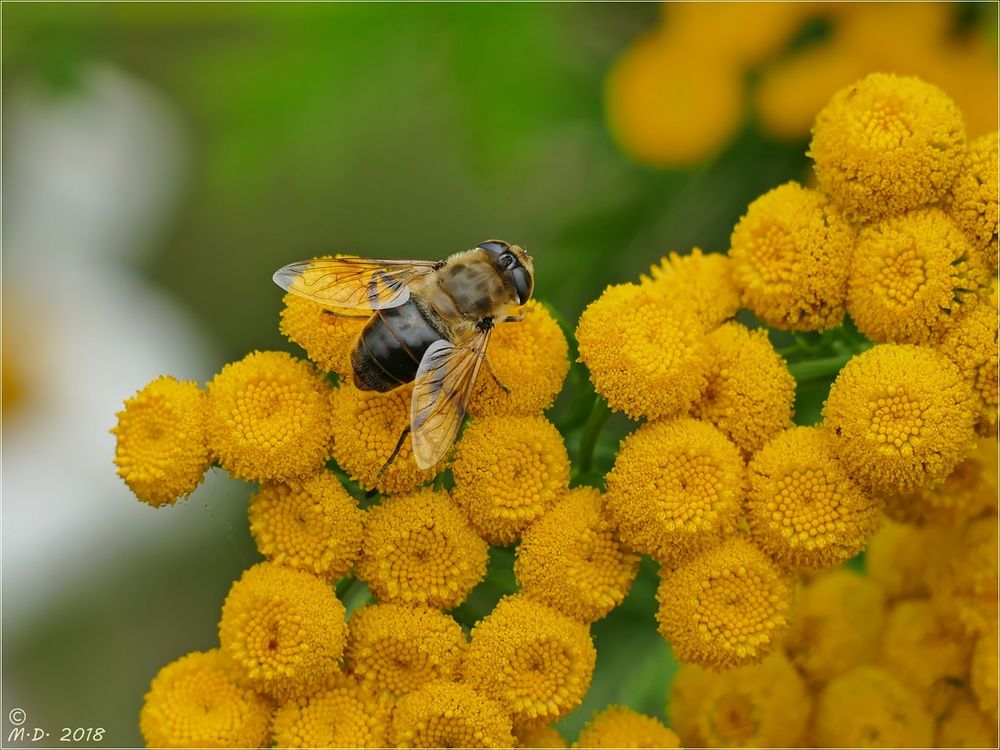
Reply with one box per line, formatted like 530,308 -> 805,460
351,300 -> 444,392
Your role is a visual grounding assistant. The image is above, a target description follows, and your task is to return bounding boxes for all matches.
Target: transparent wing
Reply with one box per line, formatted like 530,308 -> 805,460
410,328 -> 492,469
273,256 -> 438,310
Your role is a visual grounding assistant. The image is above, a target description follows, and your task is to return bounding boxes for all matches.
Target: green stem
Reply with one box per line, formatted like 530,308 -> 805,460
788,353 -> 855,382
577,395 -> 611,475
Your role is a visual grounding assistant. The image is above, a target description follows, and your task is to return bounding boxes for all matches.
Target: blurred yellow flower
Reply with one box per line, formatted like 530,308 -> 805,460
346,603 -> 466,701
272,675 -> 390,748
248,472 -> 364,581
809,73 -> 966,223
745,426 -> 882,569
206,350 -> 333,482
945,131 -> 999,270
693,322 -> 794,456
514,487 -> 639,624
656,537 -> 792,669
848,207 -> 989,345
937,301 -> 998,436
113,375 -> 210,507
669,650 -> 810,748
515,724 -> 566,748
822,344 -> 977,494
663,2 -> 806,66
468,300 -> 569,417
729,182 -> 855,331
935,691 -> 998,749
140,649 -> 272,749
605,29 -> 743,166
574,706 -> 680,749
605,418 -> 744,567
391,680 -> 514,748
812,666 -> 934,747
865,520 -> 940,601
451,415 -> 570,545
927,516 -> 998,636
218,561 -> 347,700
329,382 -> 440,495
639,248 -> 740,330
577,283 -> 709,420
784,569 -> 885,685
356,488 -> 488,610
970,626 -> 999,724
279,291 -> 366,379
463,595 -> 596,728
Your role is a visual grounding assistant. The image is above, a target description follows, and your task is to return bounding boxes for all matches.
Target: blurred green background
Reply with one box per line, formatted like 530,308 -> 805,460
2,3 -> 994,746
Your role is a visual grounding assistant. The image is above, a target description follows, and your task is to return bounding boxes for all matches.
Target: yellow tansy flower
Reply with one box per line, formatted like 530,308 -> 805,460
218,561 -> 347,700
729,181 -> 855,331
272,675 -> 390,748
639,248 -> 740,330
329,382 -> 440,495
390,680 -> 515,748
812,666 -> 934,748
248,472 -> 364,581
745,426 -> 882,569
945,131 -> 998,270
206,350 -> 334,482
664,2 -> 806,66
345,603 -> 467,700
848,208 -> 989,345
656,537 -> 793,669
139,649 -> 272,749
463,595 -> 596,728
866,520 -> 939,601
926,516 -> 998,636
809,73 -> 966,223
669,651 -> 810,748
784,569 -> 885,685
514,487 -> 639,624
279,291 -> 367,378
970,626 -> 999,724
451,415 -> 570,545
574,706 -> 680,748
693,322 -> 795,456
356,488 -> 488,610
822,344 -> 977,494
937,301 -> 998,436
576,283 -> 709,420
935,692 -> 998,749
113,376 -> 210,507
515,724 -> 566,748
468,300 -> 569,417
605,418 -> 744,567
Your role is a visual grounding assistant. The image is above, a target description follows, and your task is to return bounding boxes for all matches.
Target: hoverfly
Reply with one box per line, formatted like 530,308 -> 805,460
273,240 -> 534,470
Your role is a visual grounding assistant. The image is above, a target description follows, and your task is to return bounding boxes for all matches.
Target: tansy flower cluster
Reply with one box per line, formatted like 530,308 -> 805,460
115,72 -> 996,749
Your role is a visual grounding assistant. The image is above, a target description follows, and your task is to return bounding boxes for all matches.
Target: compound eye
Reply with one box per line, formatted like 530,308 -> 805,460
497,252 -> 517,271
510,266 -> 533,304
478,240 -> 510,257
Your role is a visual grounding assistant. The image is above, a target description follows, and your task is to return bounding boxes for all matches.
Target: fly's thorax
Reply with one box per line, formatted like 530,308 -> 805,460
419,248 -> 520,325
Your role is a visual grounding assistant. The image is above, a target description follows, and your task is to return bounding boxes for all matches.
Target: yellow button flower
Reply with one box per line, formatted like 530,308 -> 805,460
970,627 -> 999,724
346,603 -> 467,700
656,537 -> 792,669
248,472 -> 364,581
113,376 -> 210,507
927,516 -> 998,637
664,2 -> 806,66
356,488 -> 489,610
391,680 -> 514,748
272,675 -> 390,748
451,415 -> 570,545
937,300 -> 998,436
574,706 -> 680,748
515,487 -> 639,624
935,692 -> 998,749
812,666 -> 934,747
693,322 -> 794,457
809,73 -> 966,223
866,520 -> 939,601
745,426 -> 882,569
669,651 -> 810,748
218,561 -> 347,700
848,207 -> 990,345
945,131 -> 998,270
729,181 -> 855,331
822,344 -> 977,494
463,595 -> 596,728
206,350 -> 334,482
329,382 -> 441,495
784,569 -> 885,685
140,649 -> 272,749
469,300 -> 569,417
639,248 -> 740,330
280,291 -> 367,378
515,724 -> 566,748
604,418 -> 744,567
576,283 -> 709,420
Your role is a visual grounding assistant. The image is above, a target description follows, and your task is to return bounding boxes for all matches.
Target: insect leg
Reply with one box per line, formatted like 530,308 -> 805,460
483,356 -> 511,394
322,309 -> 370,319
377,426 -> 412,478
